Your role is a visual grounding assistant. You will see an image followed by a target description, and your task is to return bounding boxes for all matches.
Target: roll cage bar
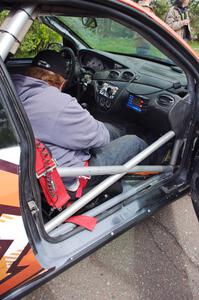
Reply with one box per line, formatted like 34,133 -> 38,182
45,131 -> 175,233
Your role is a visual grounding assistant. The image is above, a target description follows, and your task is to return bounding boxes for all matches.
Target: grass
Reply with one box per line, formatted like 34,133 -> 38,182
188,41 -> 199,54
82,35 -> 199,58
88,37 -> 168,59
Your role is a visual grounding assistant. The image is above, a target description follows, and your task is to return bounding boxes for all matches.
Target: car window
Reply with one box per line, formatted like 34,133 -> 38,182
57,16 -> 172,64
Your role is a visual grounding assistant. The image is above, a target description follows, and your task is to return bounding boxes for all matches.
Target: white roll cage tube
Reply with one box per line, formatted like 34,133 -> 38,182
45,131 -> 175,233
58,165 -> 172,177
0,6 -> 36,61
50,174 -> 167,236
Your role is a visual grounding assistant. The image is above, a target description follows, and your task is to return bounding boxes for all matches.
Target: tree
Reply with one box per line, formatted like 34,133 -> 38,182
189,0 -> 199,39
153,0 -> 170,19
16,19 -> 61,57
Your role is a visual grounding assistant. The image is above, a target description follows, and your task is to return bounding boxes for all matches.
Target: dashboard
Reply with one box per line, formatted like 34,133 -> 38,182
6,47 -> 191,136
79,49 -> 190,135
80,51 -> 124,71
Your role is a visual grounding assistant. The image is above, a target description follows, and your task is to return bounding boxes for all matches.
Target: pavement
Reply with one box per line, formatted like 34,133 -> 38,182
23,194 -> 199,300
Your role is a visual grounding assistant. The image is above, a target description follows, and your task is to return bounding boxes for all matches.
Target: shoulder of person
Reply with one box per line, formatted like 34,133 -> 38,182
167,5 -> 181,17
168,5 -> 177,12
43,86 -> 77,108
138,1 -> 150,8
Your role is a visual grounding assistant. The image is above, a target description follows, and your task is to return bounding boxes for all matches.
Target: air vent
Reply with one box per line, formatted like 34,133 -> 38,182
108,71 -> 120,80
122,71 -> 134,81
157,95 -> 175,107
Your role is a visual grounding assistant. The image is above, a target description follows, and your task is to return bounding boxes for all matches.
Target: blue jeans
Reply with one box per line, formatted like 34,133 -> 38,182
88,123 -> 148,186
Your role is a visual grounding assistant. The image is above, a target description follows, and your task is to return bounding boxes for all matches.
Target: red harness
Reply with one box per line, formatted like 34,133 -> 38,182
35,140 -> 96,231
35,140 -> 70,208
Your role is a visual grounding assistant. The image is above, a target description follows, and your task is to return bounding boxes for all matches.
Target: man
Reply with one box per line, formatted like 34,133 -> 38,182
165,0 -> 192,41
12,50 -> 147,193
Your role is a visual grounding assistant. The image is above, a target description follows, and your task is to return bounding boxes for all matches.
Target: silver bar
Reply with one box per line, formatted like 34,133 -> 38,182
0,6 -> 36,60
170,139 -> 183,166
45,131 -> 175,233
58,165 -> 172,177
50,174 -> 166,236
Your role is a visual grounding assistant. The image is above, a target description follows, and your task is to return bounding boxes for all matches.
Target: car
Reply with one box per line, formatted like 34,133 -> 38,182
0,0 -> 199,299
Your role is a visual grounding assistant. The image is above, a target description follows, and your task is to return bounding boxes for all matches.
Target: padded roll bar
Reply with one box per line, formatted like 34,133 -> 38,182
0,6 -> 36,60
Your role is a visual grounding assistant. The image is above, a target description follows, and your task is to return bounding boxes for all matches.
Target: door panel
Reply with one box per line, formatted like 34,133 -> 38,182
0,71 -> 44,298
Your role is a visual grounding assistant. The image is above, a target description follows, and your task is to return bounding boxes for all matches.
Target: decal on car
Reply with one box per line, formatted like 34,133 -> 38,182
0,164 -> 43,297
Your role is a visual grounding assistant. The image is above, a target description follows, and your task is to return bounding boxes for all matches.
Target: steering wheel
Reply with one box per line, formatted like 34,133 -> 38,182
59,47 -> 76,87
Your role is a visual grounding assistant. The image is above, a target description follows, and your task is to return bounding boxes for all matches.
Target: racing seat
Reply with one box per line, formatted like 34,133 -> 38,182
35,140 -> 123,228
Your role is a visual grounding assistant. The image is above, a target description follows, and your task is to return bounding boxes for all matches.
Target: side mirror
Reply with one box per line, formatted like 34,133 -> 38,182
82,17 -> 97,29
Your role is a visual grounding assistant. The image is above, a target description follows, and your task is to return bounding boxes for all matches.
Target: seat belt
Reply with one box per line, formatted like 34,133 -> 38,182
35,140 -> 96,231
76,161 -> 90,198
35,140 -> 71,209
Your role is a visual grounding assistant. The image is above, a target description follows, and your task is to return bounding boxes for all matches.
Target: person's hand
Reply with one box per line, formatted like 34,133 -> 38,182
183,19 -> 190,26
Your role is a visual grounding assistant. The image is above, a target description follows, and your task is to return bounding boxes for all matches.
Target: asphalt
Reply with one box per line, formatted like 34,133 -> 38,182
23,194 -> 199,300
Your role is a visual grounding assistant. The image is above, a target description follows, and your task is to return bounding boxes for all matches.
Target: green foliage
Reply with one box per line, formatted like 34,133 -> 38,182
189,40 -> 199,53
0,10 -> 9,23
153,0 -> 170,19
16,19 -> 62,57
189,1 -> 199,40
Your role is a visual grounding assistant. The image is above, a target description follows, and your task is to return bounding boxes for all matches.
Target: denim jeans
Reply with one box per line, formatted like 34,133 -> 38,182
88,124 -> 148,186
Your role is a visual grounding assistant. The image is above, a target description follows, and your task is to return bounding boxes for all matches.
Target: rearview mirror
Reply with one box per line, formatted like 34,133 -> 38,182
82,17 -> 97,29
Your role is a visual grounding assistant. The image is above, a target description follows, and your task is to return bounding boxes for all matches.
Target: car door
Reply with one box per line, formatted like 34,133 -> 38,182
0,56 -> 45,298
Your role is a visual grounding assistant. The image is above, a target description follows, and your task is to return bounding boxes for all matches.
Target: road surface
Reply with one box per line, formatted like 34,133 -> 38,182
23,194 -> 199,300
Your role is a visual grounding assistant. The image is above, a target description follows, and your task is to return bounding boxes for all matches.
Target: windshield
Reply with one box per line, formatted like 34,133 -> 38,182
57,16 -> 171,64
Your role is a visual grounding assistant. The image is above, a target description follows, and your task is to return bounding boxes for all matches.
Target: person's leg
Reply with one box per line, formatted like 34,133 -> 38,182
88,135 -> 148,186
103,122 -> 126,141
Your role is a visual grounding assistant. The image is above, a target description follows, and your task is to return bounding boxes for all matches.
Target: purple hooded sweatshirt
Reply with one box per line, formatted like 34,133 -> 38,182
12,74 -> 110,189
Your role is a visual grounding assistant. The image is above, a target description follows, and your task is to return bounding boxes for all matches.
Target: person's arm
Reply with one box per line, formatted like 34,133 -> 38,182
52,94 -> 110,150
165,7 -> 187,31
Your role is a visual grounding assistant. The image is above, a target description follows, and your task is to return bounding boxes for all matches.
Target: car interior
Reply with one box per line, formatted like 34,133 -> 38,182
1,6 -> 196,264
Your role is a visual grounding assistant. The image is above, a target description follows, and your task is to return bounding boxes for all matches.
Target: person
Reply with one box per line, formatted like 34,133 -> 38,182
165,0 -> 192,41
138,0 -> 154,13
11,50 -> 147,193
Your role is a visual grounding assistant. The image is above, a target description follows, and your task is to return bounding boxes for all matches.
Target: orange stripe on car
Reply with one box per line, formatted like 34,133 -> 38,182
0,171 -> 19,207
0,248 -> 42,296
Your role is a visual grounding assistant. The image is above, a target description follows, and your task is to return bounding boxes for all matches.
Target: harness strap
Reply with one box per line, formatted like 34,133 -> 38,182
35,140 -> 70,209
35,140 -> 96,230
76,161 -> 90,198
65,215 -> 97,231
